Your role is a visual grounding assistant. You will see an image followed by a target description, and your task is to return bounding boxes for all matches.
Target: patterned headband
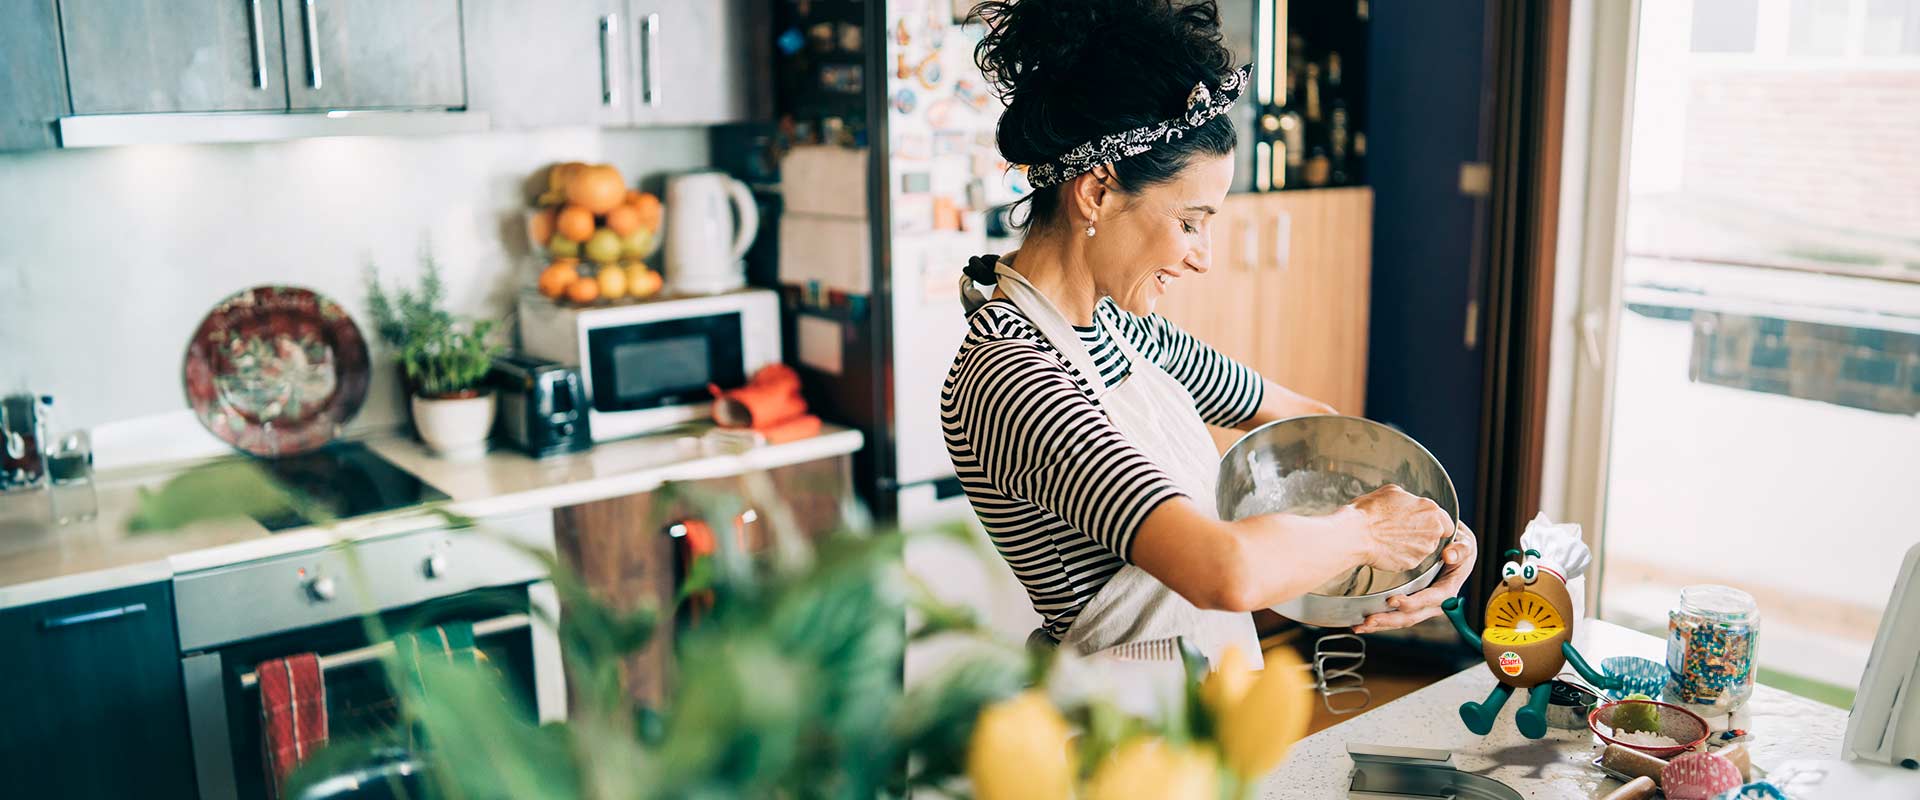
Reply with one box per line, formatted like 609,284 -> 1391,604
1020,64 -> 1252,189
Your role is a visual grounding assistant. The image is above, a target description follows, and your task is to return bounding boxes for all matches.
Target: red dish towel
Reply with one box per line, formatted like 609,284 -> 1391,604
257,653 -> 328,799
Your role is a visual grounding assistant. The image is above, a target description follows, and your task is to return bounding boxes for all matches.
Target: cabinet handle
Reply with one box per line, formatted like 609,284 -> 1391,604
248,0 -> 268,89
1272,210 -> 1291,272
1238,218 -> 1257,271
641,12 -> 661,108
42,602 -> 147,631
302,0 -> 323,90
599,14 -> 620,106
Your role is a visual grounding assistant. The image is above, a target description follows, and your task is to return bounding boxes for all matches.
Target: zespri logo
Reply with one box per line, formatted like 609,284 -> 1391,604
1497,651 -> 1524,677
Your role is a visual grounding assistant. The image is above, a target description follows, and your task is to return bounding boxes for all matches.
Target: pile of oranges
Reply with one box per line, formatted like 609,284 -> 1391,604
529,162 -> 666,306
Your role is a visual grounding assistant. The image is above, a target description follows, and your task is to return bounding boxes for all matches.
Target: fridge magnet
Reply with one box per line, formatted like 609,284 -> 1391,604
925,98 -> 956,129
894,17 -> 913,46
933,197 -> 963,231
896,133 -> 932,161
807,22 -> 835,54
914,52 -> 945,90
932,131 -> 969,157
891,88 -> 918,115
956,78 -> 993,111
900,171 -> 933,195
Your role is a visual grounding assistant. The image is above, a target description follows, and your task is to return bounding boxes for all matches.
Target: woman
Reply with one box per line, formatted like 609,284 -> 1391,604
942,0 -> 1475,664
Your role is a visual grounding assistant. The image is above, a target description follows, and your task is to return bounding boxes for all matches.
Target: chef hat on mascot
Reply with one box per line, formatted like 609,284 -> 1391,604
1518,513 -> 1591,581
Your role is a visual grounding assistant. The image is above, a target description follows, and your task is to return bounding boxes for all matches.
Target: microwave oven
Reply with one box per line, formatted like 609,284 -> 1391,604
518,289 -> 782,442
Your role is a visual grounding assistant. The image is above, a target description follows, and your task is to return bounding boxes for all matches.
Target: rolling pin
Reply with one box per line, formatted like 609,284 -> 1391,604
1600,744 -> 1670,783
1600,776 -> 1657,800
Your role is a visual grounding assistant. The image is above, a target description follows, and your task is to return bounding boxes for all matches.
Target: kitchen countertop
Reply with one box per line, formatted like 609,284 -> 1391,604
0,425 -> 863,609
1258,618 -> 1849,798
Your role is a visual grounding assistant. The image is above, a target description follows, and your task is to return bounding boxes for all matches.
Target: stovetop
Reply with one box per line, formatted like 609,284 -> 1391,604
248,441 -> 449,531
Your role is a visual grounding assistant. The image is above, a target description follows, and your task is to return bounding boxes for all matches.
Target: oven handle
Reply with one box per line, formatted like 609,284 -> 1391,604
237,612 -> 530,690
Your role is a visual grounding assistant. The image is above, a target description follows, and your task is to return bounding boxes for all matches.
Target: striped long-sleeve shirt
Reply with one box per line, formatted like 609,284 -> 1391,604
940,296 -> 1264,638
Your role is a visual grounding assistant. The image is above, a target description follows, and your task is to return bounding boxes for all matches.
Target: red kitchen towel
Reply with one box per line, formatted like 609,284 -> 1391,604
257,653 -> 328,799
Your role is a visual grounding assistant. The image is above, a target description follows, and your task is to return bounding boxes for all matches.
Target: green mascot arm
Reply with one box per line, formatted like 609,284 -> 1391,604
1441,597 -> 1482,651
1561,642 -> 1622,691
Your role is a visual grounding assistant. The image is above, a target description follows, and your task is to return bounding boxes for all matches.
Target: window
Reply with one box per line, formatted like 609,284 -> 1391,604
1692,0 -> 1761,53
1789,0 -> 1851,56
1865,0 -> 1920,55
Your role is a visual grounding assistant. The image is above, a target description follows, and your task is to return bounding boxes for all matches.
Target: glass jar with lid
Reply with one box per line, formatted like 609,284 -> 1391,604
1665,584 -> 1760,714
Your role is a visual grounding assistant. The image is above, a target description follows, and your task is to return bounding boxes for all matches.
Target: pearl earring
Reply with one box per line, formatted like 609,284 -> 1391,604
1085,223 -> 1097,238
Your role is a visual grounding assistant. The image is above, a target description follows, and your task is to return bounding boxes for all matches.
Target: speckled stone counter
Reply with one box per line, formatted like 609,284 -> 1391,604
1258,619 -> 1848,798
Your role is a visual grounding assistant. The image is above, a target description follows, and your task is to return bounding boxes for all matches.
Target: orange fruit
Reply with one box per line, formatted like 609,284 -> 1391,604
606,205 -> 642,236
629,192 -> 663,230
627,265 -> 664,298
548,162 -> 586,193
527,207 -> 556,244
538,259 -> 579,299
556,205 -> 595,242
566,276 -> 601,305
566,164 -> 627,215
624,189 -> 645,207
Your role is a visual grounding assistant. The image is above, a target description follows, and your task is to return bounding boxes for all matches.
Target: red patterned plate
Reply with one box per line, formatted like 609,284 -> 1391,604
183,286 -> 371,457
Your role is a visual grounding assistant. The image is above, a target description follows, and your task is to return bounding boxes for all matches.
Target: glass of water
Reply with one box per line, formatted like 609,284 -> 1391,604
46,429 -> 96,524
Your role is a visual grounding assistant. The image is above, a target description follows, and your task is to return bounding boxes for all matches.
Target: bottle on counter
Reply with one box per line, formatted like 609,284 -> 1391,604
1665,585 -> 1760,715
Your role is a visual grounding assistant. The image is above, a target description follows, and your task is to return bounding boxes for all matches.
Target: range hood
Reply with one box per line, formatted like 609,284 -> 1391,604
56,109 -> 489,149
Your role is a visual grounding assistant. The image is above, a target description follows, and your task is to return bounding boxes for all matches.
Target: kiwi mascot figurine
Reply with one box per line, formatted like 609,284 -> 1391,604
1441,544 -> 1623,739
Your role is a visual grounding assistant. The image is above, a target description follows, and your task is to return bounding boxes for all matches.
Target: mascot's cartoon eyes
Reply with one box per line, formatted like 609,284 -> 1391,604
1501,562 -> 1522,580
1501,559 -> 1542,584
1521,563 -> 1538,583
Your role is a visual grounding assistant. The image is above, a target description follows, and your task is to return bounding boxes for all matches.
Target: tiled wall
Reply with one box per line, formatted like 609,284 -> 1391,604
0,127 -> 708,438
1687,310 -> 1920,415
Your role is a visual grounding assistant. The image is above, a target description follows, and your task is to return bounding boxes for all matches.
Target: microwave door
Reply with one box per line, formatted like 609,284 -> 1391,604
585,313 -> 747,439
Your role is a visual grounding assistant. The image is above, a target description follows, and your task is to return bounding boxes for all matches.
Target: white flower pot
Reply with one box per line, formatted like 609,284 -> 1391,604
411,391 -> 495,460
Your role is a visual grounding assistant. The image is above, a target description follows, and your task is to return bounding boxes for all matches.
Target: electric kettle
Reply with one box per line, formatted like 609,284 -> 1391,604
664,171 -> 760,295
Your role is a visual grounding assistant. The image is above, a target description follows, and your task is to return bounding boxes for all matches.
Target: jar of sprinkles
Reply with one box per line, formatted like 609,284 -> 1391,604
1666,585 -> 1759,714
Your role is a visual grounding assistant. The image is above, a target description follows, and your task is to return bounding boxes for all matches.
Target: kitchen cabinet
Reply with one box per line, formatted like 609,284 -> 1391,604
464,0 -> 632,129
281,0 -> 466,110
59,0 -> 289,114
552,454 -> 854,707
1153,188 -> 1373,452
628,0 -> 757,126
470,0 -> 757,129
0,582 -> 197,799
0,0 -> 67,149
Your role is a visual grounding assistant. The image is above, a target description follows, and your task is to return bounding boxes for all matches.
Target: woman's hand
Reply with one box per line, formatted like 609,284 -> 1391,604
1349,485 -> 1452,572
1354,522 -> 1478,634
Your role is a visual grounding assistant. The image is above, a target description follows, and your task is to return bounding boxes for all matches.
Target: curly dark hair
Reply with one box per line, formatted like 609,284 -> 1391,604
972,0 -> 1239,233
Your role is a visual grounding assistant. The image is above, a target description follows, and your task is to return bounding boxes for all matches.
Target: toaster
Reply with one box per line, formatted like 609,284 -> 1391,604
489,353 -> 591,458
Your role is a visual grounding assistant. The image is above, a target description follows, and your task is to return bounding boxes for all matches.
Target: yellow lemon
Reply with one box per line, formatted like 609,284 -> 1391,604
967,691 -> 1074,800
596,263 -> 628,300
1215,645 -> 1314,780
1084,738 -> 1219,800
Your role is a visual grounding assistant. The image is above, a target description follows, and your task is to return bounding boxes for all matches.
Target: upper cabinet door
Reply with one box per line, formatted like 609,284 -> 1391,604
281,0 -> 466,111
464,0 -> 630,129
0,0 -> 68,149
61,0 -> 289,114
628,0 -> 755,126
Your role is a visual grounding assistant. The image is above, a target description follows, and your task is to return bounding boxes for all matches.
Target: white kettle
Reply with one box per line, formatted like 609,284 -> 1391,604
664,172 -> 760,295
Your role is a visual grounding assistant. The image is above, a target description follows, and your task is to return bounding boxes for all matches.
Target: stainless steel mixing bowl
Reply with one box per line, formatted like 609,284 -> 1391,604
1216,415 -> 1460,628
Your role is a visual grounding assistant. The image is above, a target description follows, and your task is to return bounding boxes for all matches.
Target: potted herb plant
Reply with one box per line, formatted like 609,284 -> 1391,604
367,257 -> 503,460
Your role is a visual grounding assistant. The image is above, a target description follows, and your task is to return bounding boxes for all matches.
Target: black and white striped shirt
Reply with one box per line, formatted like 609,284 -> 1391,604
941,297 -> 1264,638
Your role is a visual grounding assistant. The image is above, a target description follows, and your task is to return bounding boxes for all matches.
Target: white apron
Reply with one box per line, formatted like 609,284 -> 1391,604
966,258 -> 1261,668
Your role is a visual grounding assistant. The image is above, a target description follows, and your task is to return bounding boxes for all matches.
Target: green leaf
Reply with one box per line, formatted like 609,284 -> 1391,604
126,460 -> 310,533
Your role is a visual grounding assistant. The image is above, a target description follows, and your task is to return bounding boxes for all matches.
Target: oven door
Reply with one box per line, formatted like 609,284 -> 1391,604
584,312 -> 746,426
181,583 -> 563,800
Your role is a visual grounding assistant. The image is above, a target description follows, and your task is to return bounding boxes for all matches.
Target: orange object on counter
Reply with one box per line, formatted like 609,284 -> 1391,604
710,364 -> 809,430
760,414 -> 822,444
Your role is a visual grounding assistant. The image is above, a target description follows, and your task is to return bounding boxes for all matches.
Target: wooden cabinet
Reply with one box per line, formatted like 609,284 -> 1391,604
464,0 -> 632,129
0,0 -> 67,149
1154,188 -> 1373,452
552,454 -> 854,706
281,0 -> 465,110
0,582 -> 197,799
60,0 -> 288,114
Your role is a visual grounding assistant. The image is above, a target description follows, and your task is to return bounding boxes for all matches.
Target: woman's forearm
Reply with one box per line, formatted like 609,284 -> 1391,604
1239,378 -> 1336,429
1132,497 -> 1370,613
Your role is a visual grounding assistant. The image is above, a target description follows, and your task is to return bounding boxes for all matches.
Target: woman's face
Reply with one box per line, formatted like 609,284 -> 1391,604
1085,153 -> 1236,317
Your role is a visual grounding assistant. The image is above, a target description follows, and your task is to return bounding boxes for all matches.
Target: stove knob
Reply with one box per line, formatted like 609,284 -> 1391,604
306,575 -> 337,602
424,553 -> 449,579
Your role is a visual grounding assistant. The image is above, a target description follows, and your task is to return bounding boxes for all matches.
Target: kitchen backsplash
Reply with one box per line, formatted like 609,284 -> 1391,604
0,126 -> 708,443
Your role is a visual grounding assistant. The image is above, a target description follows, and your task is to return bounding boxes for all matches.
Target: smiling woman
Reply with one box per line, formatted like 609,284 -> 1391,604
941,0 -> 1471,666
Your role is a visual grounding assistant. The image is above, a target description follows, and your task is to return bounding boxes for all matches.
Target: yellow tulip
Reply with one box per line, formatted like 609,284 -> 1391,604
967,691 -> 1075,800
1084,737 -> 1220,800
1200,645 -> 1258,716
1214,645 -> 1314,780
